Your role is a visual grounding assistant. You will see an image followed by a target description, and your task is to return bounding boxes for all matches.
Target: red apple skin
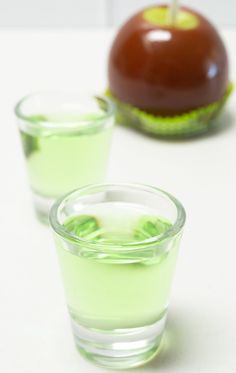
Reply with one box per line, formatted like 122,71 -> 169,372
108,5 -> 229,115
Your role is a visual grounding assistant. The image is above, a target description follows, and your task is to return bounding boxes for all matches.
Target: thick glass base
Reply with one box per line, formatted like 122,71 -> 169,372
32,191 -> 55,224
71,315 -> 166,369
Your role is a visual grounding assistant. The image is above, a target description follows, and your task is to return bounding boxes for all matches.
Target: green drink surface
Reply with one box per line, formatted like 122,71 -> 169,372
21,113 -> 112,198
56,203 -> 181,330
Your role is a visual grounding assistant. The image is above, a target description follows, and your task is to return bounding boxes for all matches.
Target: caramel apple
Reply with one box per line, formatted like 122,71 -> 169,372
108,4 -> 229,116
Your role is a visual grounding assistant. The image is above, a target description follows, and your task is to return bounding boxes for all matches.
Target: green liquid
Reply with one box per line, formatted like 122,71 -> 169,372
55,203 -> 181,330
21,113 -> 112,198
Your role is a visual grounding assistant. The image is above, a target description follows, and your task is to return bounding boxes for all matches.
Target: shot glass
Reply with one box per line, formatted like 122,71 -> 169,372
15,93 -> 114,223
49,183 -> 186,369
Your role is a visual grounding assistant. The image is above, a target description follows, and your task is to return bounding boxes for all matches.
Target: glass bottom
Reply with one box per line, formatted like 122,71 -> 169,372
32,191 -> 55,224
71,314 -> 166,369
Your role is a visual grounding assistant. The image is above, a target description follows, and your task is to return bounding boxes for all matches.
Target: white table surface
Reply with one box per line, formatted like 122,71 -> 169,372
0,28 -> 236,373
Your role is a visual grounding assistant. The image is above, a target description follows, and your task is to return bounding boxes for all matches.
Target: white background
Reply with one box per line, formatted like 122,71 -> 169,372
0,28 -> 235,372
0,0 -> 235,28
0,0 -> 236,372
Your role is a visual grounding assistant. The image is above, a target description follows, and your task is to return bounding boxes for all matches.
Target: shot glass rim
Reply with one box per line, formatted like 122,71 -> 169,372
49,183 -> 186,250
14,92 -> 115,131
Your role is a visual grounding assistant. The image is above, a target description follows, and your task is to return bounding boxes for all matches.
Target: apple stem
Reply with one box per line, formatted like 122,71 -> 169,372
169,0 -> 179,25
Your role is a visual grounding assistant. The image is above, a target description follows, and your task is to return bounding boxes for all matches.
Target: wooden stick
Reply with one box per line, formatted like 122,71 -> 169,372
169,0 -> 179,25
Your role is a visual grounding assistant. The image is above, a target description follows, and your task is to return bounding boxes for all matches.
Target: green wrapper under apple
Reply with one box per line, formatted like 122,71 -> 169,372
106,83 -> 233,137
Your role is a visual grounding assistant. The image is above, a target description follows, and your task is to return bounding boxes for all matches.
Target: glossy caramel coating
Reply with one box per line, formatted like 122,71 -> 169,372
108,5 -> 229,115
